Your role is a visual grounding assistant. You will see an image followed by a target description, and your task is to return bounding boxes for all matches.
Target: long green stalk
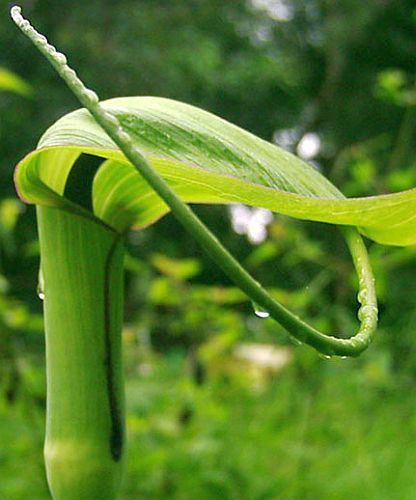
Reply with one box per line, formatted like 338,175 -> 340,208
37,205 -> 125,499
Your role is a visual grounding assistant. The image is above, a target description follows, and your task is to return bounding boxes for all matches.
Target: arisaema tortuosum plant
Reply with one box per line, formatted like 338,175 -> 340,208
11,5 -> 416,500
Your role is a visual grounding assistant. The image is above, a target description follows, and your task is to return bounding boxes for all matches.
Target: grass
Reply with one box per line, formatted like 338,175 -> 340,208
2,344 -> 414,499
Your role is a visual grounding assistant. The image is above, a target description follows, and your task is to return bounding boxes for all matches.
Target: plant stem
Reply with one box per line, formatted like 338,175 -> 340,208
37,205 -> 125,499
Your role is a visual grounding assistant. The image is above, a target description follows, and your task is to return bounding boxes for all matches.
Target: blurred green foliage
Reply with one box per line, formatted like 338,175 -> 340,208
1,0 -> 416,498
0,68 -> 32,97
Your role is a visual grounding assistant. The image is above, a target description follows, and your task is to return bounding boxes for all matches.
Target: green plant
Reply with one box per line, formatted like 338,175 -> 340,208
10,5 -> 415,500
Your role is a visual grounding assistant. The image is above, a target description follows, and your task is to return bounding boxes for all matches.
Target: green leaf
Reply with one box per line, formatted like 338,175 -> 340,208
0,67 -> 32,97
14,96 -> 416,245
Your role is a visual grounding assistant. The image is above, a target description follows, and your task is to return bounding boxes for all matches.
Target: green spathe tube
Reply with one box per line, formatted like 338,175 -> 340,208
37,205 -> 125,499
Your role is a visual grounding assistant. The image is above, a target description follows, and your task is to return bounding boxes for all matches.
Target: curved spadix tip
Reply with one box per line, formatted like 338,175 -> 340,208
10,6 -> 23,24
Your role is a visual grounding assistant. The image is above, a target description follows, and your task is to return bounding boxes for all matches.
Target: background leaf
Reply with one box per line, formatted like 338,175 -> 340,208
0,68 -> 32,97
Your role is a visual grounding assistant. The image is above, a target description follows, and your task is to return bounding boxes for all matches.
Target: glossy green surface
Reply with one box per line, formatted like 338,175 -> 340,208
14,96 -> 416,245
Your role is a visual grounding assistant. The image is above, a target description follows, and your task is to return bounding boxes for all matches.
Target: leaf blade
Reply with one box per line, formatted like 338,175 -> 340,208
15,96 -> 416,245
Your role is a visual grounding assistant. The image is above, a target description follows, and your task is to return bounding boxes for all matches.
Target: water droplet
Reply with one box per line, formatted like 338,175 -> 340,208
37,34 -> 47,45
48,45 -> 57,56
37,268 -> 45,301
55,52 -> 67,65
117,129 -> 131,143
358,304 -> 377,322
63,67 -> 77,80
102,111 -> 119,128
10,6 -> 22,19
84,89 -> 99,104
319,354 -> 332,360
252,302 -> 270,318
37,283 -> 45,301
357,288 -> 367,304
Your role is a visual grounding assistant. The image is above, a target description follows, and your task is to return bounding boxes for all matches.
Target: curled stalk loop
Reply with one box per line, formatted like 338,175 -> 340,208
11,5 -> 378,357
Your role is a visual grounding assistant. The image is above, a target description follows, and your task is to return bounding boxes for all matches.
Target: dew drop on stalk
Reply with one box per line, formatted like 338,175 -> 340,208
252,302 -> 270,318
63,67 -> 77,80
49,45 -> 57,56
102,111 -> 120,128
358,304 -> 377,322
357,288 -> 367,304
83,88 -> 99,105
37,34 -> 47,45
37,283 -> 45,301
117,128 -> 132,143
55,52 -> 67,65
37,268 -> 45,301
319,354 -> 332,360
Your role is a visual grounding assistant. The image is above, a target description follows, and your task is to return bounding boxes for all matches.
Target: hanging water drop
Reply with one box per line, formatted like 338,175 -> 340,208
102,111 -> 120,128
319,354 -> 332,360
63,67 -> 77,80
117,128 -> 132,144
252,302 -> 270,318
55,52 -> 67,65
358,304 -> 377,322
37,34 -> 47,45
84,89 -> 99,105
37,268 -> 45,301
37,283 -> 45,301
357,288 -> 367,304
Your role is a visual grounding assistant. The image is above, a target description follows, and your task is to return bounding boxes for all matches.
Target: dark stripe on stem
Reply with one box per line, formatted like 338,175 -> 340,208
103,235 -> 123,461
